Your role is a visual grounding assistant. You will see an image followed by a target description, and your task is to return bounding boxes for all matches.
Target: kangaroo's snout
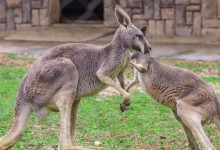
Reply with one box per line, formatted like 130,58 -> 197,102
144,42 -> 152,54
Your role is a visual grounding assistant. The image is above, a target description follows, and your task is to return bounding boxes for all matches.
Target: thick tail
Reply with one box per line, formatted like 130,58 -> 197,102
0,100 -> 32,149
213,96 -> 220,131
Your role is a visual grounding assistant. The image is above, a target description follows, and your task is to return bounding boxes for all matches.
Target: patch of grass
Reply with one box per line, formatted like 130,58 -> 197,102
7,54 -> 35,61
202,76 -> 220,83
0,59 -> 220,150
160,59 -> 220,73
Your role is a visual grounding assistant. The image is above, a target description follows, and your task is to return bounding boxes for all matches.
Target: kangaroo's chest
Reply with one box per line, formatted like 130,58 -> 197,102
76,51 -> 130,98
111,53 -> 130,77
138,74 -> 178,109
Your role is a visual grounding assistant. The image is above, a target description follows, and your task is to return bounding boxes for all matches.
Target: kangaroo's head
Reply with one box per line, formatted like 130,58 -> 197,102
115,5 -> 152,54
129,51 -> 154,73
130,51 -> 151,63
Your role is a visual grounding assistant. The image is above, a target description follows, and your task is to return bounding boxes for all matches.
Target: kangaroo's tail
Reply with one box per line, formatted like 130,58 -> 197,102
0,99 -> 32,149
213,95 -> 220,131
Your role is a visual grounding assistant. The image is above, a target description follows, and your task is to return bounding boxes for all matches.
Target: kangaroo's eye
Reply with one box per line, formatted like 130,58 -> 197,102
136,34 -> 143,39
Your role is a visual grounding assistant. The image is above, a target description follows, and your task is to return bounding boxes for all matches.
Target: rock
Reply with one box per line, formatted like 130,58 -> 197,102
119,0 -> 128,8
40,9 -> 50,26
148,20 -> 156,36
128,0 -> 142,8
14,8 -> 22,24
32,9 -> 39,25
124,8 -> 132,17
6,0 -> 22,8
133,19 -> 147,27
193,12 -> 201,35
49,0 -> 60,23
0,0 -> 6,23
203,19 -> 220,28
0,23 -> 6,30
104,6 -> 118,27
186,12 -> 193,25
190,0 -> 201,3
176,26 -> 192,36
156,20 -> 165,36
16,23 -> 31,30
218,0 -> 220,18
175,5 -> 185,25
132,8 -> 142,14
175,0 -> 190,4
22,0 -> 31,23
202,0 -> 217,19
132,14 -> 144,19
161,8 -> 174,19
31,0 -> 42,9
161,0 -> 174,7
186,5 -> 201,11
154,0 -> 161,19
201,28 -> 220,36
104,0 -> 115,8
6,9 -> 15,30
94,141 -> 101,146
143,0 -> 154,19
165,20 -> 175,35
42,0 -> 49,8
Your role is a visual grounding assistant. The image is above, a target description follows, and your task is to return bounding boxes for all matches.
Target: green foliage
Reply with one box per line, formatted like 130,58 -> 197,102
202,76 -> 220,83
7,54 -> 35,61
160,59 -> 220,73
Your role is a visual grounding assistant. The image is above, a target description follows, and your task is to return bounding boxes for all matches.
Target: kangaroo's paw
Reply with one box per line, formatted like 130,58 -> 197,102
188,144 -> 200,150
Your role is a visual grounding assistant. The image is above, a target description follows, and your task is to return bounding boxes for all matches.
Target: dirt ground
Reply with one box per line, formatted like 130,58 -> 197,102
0,53 -> 36,67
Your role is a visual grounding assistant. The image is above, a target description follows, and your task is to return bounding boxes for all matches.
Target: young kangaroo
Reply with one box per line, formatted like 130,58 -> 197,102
127,51 -> 220,150
0,5 -> 152,150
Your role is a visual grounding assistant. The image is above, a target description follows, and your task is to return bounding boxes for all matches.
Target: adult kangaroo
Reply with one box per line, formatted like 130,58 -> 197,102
127,51 -> 220,150
0,5 -> 151,150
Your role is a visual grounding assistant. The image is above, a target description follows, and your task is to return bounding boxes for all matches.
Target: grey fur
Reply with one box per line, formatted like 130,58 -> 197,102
127,51 -> 220,150
0,5 -> 152,150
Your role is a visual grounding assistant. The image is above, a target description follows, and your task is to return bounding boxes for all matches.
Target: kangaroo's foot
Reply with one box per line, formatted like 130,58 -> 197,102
188,144 -> 200,150
120,97 -> 131,112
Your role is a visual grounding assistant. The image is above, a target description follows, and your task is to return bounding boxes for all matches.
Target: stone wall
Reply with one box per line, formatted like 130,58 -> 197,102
2,0 -> 220,37
0,0 -> 59,30
104,0 -> 220,36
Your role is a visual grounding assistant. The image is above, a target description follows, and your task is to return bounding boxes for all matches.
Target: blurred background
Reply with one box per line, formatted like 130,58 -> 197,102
0,0 -> 219,61
2,0 -> 220,35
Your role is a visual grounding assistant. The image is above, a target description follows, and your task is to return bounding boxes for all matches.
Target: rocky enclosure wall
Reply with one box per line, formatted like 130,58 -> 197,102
0,0 -> 59,30
1,0 -> 220,37
105,0 -> 220,36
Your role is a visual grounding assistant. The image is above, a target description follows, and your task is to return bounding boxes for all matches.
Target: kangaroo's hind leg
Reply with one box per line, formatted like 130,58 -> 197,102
46,58 -> 79,150
212,97 -> 220,131
176,101 -> 215,150
213,115 -> 220,131
70,100 -> 96,150
172,110 -> 199,150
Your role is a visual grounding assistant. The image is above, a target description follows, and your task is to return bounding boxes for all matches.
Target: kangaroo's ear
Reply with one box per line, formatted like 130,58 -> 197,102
115,4 -> 131,28
140,25 -> 148,36
130,50 -> 139,59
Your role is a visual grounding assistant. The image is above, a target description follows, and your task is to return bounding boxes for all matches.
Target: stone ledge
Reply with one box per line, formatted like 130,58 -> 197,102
202,28 -> 220,36
6,0 -> 22,8
203,19 -> 220,28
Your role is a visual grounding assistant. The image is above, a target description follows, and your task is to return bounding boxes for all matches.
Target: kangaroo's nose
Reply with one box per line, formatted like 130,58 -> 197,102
144,45 -> 152,53
148,46 -> 152,51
